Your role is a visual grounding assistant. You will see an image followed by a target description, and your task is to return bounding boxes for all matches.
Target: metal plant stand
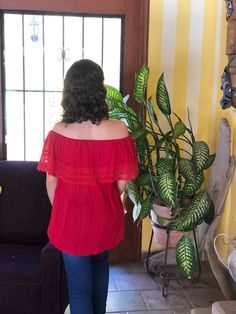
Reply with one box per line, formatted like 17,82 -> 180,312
145,220 -> 202,297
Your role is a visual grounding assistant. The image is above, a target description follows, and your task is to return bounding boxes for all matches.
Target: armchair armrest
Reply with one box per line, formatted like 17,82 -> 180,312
41,242 -> 67,314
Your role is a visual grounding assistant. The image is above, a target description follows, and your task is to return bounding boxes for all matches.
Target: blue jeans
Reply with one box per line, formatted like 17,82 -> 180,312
61,250 -> 109,314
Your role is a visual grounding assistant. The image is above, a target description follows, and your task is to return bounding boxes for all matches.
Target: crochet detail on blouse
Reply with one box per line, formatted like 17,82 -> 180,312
37,131 -> 138,185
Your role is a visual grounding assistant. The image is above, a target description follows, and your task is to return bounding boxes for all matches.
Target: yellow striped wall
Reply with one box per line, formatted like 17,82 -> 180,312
142,0 -> 236,253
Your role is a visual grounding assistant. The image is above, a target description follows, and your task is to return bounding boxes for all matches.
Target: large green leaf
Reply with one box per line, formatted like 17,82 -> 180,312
108,105 -> 128,117
109,107 -> 128,120
173,121 -> 187,139
140,194 -> 154,219
147,96 -> 158,125
156,158 -> 175,175
183,172 -> 204,196
126,181 -> 142,222
109,108 -> 131,129
171,190 -> 211,231
203,153 -> 216,170
126,180 -> 140,206
176,235 -> 196,278
156,73 -> 171,115
192,141 -> 210,173
157,172 -> 177,208
133,64 -> 149,103
204,200 -> 215,224
136,147 -> 148,166
132,202 -> 142,222
138,173 -> 153,187
178,158 -> 197,184
109,105 -> 140,131
105,85 -> 123,108
132,128 -> 147,141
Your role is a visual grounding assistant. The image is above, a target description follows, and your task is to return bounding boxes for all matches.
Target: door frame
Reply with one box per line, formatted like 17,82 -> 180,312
0,0 -> 150,262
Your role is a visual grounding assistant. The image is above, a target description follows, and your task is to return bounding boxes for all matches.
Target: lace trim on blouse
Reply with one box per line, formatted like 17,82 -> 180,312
37,131 -> 138,185
38,160 -> 137,184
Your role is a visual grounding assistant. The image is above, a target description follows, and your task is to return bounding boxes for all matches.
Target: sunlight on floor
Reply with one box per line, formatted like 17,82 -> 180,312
63,262 -> 225,314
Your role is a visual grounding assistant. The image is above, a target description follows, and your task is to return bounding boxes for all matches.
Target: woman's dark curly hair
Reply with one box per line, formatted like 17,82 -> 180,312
61,59 -> 108,124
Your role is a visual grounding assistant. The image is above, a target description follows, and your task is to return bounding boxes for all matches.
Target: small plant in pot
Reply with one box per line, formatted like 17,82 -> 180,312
105,64 -> 215,279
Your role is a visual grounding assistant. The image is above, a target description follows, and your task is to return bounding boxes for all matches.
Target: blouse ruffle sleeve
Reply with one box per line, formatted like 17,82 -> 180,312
37,131 -> 56,176
111,135 -> 138,181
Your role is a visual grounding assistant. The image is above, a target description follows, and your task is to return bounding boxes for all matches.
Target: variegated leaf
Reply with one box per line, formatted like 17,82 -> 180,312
171,190 -> 211,231
109,114 -> 132,130
192,141 -> 210,173
176,236 -> 196,278
203,153 -> 216,170
133,202 -> 142,222
125,105 -> 139,118
178,158 -> 197,184
109,108 -> 129,121
138,173 -> 152,187
204,200 -> 215,224
105,85 -> 124,109
156,73 -> 171,115
133,64 -> 149,103
157,172 -> 177,208
147,96 -> 158,125
126,180 -> 140,206
183,172 -> 204,196
132,128 -> 147,141
140,194 -> 154,219
109,106 -> 140,132
156,158 -> 175,175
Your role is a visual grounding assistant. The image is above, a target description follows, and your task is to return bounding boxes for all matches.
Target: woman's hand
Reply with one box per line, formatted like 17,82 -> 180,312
46,174 -> 58,205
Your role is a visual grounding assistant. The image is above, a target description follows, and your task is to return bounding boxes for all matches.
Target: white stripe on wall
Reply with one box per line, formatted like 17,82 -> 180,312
160,0 -> 178,101
210,0 -> 224,148
185,0 -> 205,133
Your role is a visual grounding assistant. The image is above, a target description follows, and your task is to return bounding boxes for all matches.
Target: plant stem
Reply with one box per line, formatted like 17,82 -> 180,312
187,108 -> 195,142
178,137 -> 192,146
178,148 -> 192,157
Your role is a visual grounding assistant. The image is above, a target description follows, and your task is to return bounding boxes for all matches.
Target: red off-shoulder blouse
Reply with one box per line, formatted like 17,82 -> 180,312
37,130 -> 138,255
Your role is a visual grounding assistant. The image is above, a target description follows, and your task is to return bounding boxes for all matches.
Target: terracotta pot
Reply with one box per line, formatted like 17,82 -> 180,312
151,203 -> 183,251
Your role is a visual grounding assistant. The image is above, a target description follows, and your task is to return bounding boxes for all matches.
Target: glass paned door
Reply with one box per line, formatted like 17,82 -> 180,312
3,12 -> 122,161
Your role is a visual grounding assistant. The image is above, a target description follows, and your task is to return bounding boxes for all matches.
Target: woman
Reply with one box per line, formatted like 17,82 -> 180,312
38,59 -> 138,314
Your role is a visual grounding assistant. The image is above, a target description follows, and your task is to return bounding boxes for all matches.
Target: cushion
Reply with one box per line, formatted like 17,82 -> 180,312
0,161 -> 51,244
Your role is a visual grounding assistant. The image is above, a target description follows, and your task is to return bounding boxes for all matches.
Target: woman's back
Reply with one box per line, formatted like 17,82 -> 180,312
53,119 -> 129,141
38,121 -> 137,255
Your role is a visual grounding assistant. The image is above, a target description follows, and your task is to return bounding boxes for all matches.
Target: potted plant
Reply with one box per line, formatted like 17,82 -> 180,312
105,64 -> 215,279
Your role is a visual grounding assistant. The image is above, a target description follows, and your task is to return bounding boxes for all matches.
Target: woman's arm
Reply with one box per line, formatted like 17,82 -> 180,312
117,180 -> 128,214
116,180 -> 128,195
46,174 -> 58,205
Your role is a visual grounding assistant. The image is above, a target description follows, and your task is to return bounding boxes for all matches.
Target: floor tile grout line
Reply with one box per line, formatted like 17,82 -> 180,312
182,289 -> 194,310
140,290 -> 152,311
109,274 -> 119,292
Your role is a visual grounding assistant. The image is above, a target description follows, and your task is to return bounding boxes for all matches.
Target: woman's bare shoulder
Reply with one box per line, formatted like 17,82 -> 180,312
53,121 -> 66,132
105,119 -> 129,137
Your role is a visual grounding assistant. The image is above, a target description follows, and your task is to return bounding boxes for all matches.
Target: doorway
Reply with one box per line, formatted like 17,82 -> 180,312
0,0 -> 150,262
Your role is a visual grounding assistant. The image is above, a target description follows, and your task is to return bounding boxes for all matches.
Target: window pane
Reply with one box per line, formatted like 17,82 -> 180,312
3,13 -> 122,161
4,14 -> 23,90
25,92 -> 44,161
24,15 -> 44,91
103,18 -> 121,89
5,92 -> 24,160
84,17 -> 102,66
44,16 -> 63,91
45,92 -> 62,135
64,16 -> 83,74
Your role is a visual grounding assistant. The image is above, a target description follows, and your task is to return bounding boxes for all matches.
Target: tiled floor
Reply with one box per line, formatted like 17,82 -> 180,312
65,261 -> 226,314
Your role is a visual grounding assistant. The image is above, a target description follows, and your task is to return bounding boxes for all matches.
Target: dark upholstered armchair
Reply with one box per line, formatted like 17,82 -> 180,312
0,161 -> 68,314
